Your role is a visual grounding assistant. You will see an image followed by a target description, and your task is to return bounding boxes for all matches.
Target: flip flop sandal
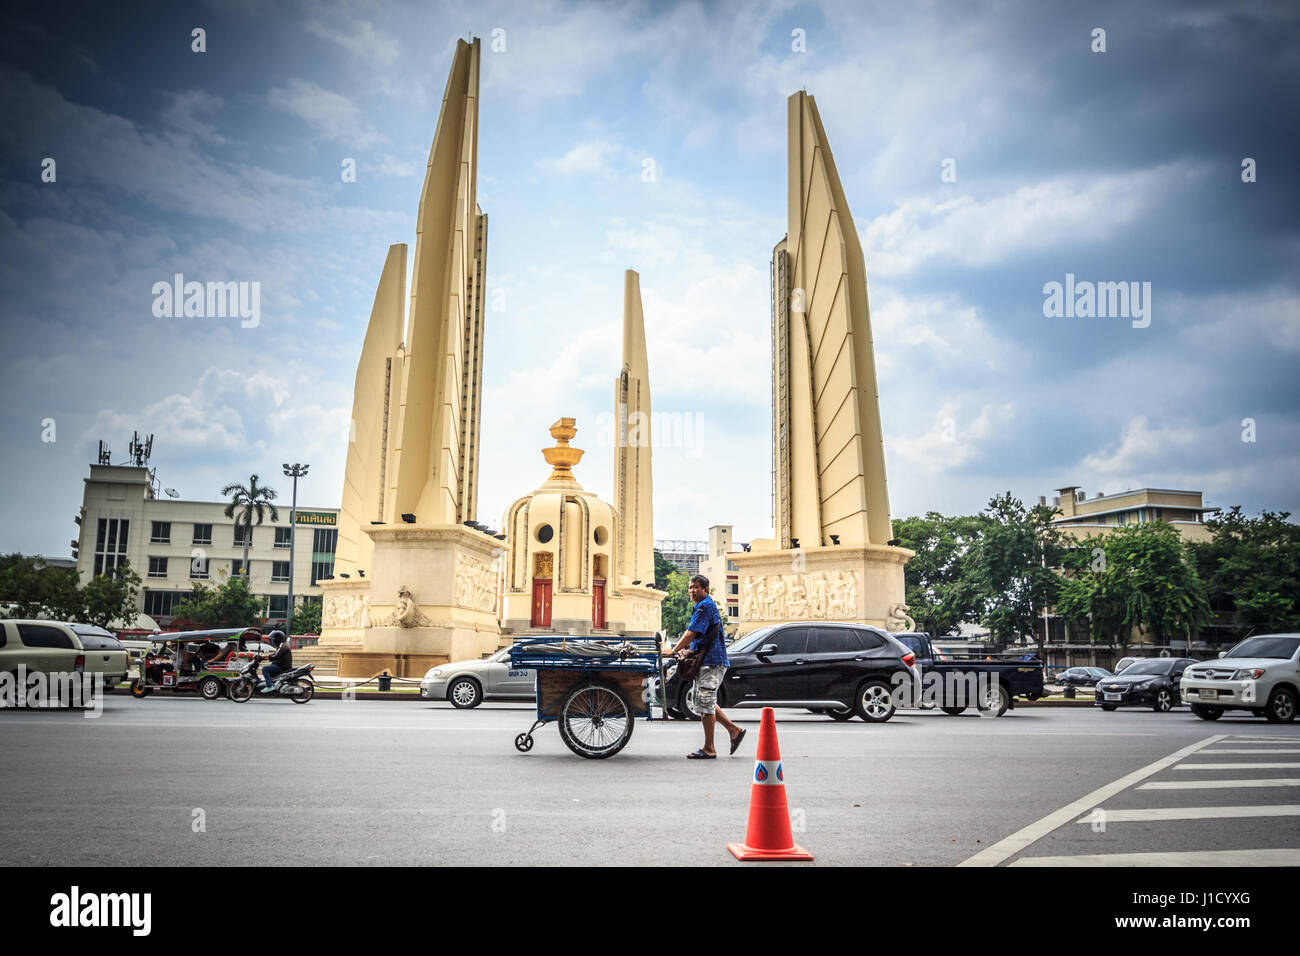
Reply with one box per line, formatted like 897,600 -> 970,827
686,749 -> 716,759
729,728 -> 747,755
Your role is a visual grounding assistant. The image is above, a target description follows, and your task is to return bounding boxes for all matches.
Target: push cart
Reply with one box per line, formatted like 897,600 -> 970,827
510,635 -> 667,759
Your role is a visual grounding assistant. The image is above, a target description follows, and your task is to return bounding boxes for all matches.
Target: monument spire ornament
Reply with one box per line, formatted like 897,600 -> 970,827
542,417 -> 584,483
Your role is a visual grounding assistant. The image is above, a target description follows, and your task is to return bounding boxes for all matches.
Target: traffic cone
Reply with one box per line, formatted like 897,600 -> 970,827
727,707 -> 813,861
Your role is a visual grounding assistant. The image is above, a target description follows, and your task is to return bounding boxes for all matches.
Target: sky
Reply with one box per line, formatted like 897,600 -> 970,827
1,0 -> 1298,558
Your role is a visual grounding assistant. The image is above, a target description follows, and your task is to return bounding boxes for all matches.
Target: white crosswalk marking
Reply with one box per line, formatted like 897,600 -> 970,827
1140,777 -> 1300,790
965,732 -> 1300,866
1175,761 -> 1300,769
1074,805 -> 1300,822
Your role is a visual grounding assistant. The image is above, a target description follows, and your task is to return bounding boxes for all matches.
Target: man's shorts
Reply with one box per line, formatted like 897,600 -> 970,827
694,665 -> 727,715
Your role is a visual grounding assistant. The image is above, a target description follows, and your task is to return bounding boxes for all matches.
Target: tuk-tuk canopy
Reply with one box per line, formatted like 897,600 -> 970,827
152,628 -> 261,645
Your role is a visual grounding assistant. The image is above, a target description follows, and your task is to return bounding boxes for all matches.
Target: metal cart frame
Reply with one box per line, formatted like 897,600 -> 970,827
509,636 -> 666,759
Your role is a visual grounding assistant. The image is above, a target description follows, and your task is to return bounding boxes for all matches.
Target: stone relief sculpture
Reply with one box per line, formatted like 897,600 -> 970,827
455,555 -> 498,613
628,599 -> 659,633
886,602 -> 915,633
324,593 -> 370,629
742,569 -> 862,621
371,585 -> 433,628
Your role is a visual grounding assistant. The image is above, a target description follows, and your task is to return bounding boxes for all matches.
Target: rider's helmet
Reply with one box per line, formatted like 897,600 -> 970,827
268,630 -> 286,646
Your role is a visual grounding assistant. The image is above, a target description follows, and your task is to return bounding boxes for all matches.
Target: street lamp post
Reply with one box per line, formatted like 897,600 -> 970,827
282,463 -> 309,636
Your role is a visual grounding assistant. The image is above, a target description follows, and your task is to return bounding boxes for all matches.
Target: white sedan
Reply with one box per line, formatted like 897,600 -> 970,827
420,647 -> 535,708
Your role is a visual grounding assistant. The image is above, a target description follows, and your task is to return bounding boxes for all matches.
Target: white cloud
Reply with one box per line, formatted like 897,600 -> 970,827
160,89 -> 226,146
267,78 -> 384,149
543,140 -> 623,177
306,17 -> 400,65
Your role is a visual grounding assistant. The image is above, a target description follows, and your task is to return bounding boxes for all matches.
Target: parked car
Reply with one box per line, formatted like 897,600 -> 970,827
892,632 -> 1046,716
664,621 -> 918,723
1054,666 -> 1112,688
0,619 -> 129,699
1181,634 -> 1300,723
1113,657 -> 1140,674
420,646 -> 536,708
1096,657 -> 1197,712
70,624 -> 132,689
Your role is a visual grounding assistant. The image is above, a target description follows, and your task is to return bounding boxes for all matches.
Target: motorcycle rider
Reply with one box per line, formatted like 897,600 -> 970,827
260,631 -> 292,693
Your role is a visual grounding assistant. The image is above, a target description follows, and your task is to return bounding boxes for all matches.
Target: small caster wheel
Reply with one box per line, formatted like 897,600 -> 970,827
515,733 -> 534,752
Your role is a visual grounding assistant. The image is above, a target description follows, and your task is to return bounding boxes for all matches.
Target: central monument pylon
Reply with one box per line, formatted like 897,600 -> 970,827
319,38 -> 503,676
732,90 -> 913,636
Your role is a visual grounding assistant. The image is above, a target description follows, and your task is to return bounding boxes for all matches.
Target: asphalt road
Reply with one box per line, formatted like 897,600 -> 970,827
2,695 -> 1298,866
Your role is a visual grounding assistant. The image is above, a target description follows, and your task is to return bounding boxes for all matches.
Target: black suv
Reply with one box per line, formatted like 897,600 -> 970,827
665,621 -> 917,723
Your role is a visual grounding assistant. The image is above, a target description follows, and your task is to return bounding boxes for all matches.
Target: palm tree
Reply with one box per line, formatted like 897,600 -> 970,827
222,475 -> 280,577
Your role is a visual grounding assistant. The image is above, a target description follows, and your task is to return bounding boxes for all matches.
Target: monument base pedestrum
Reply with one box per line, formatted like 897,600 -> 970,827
320,524 -> 504,679
730,543 -> 913,637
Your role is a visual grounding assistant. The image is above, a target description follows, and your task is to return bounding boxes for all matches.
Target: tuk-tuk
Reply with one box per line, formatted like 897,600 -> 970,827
129,628 -> 271,700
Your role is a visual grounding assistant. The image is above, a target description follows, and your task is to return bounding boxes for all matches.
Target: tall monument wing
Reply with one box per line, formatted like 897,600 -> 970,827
614,269 -> 654,586
335,243 -> 407,577
773,91 -> 891,548
387,37 -> 488,526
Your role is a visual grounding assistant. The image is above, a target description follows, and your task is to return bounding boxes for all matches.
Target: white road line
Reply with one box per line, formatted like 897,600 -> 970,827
1222,736 -> 1300,742
1010,848 -> 1300,867
1175,762 -> 1300,770
1202,748 -> 1300,754
957,734 -> 1225,867
1073,805 -> 1300,823
1140,778 -> 1300,790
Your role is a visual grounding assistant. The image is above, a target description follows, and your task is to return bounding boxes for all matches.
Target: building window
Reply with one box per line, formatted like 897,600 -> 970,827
93,517 -> 129,577
310,528 -> 337,585
234,524 -> 252,546
148,557 -> 168,578
232,559 -> 247,577
150,521 -> 171,543
271,561 -> 290,583
1117,511 -> 1128,525
144,590 -> 183,617
267,594 -> 289,616
274,527 -> 292,549
192,523 -> 213,546
728,606 -> 739,617
728,582 -> 739,595
190,556 -> 209,579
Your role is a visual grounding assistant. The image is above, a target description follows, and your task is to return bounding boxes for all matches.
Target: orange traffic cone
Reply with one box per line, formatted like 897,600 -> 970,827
727,707 -> 813,861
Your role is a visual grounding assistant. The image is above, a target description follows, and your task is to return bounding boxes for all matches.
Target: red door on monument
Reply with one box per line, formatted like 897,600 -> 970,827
531,579 -> 552,628
592,579 -> 606,630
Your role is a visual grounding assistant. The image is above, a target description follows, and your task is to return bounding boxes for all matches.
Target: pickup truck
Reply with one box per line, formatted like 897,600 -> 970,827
892,632 -> 1047,717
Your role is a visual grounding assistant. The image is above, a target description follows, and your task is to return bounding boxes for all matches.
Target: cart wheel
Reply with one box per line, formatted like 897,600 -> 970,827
557,682 -> 634,759
514,733 -> 534,753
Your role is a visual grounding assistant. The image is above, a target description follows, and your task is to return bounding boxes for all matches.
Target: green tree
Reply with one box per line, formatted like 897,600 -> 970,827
0,554 -> 83,619
171,574 -> 264,628
1057,522 -> 1211,654
968,493 -> 1068,650
79,560 -> 142,628
653,549 -> 677,590
292,596 -> 322,634
659,569 -> 692,638
1189,507 -> 1300,637
221,474 -> 280,574
893,512 -> 989,638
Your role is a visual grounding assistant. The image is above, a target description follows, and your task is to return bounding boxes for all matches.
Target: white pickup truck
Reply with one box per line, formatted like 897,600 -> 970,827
1181,633 -> 1300,723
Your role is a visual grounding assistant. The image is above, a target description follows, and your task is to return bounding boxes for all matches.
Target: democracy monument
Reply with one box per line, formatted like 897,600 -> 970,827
318,39 -> 662,677
316,38 -> 906,673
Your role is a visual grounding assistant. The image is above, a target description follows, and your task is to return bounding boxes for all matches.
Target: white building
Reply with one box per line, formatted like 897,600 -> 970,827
75,464 -> 338,626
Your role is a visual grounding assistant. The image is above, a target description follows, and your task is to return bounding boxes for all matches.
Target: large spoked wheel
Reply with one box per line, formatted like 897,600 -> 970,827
199,676 -> 225,701
1191,704 -> 1223,721
677,683 -> 701,722
557,683 -> 634,759
288,678 -> 314,704
854,680 -> 896,723
977,683 -> 1010,718
448,677 -> 482,709
227,679 -> 254,703
1265,686 -> 1296,723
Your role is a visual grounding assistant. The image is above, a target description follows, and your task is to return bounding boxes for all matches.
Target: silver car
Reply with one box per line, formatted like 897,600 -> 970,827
420,647 -> 535,708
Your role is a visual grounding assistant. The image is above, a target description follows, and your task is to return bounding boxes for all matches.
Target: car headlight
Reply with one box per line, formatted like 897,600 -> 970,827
1132,680 -> 1153,689
1232,668 -> 1265,680
427,669 -> 444,680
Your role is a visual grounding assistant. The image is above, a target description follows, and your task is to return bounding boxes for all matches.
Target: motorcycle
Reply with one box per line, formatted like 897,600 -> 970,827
227,657 -> 315,704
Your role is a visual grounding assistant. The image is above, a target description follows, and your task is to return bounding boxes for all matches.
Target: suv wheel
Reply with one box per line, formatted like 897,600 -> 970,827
1265,686 -> 1297,723
978,683 -> 1010,718
1191,703 -> 1223,721
854,680 -> 896,723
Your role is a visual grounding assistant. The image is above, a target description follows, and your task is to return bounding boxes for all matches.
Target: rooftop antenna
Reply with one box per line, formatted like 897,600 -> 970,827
127,431 -> 154,467
97,441 -> 111,466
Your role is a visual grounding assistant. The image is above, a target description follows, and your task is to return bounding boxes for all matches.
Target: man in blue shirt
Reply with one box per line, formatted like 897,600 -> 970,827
666,575 -> 746,758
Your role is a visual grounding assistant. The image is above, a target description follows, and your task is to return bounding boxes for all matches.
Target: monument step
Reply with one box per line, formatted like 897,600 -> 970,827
290,645 -> 341,677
